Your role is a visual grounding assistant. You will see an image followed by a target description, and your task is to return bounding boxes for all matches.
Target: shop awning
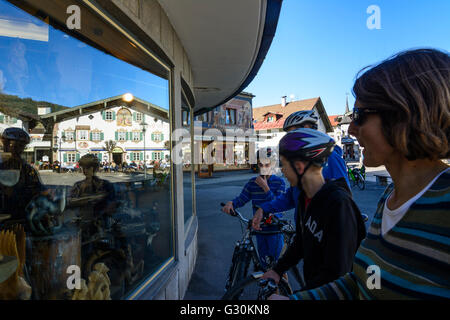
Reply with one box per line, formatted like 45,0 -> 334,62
159,0 -> 282,114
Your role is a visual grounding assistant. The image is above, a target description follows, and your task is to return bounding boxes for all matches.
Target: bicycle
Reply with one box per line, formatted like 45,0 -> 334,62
347,165 -> 365,190
220,203 -> 304,300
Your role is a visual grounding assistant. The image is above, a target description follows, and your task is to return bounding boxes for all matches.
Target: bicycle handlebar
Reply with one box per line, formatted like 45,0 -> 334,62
220,202 -> 292,232
258,278 -> 278,300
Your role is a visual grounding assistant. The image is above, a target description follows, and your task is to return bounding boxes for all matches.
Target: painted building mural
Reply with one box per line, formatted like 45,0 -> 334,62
184,92 -> 256,171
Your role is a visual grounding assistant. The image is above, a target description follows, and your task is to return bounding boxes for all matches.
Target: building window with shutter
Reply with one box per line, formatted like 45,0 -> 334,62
132,132 -> 141,141
131,152 -> 142,161
152,152 -> 162,160
91,131 -> 102,141
65,131 -> 74,141
78,130 -> 88,140
152,132 -> 163,142
117,131 -> 127,141
105,111 -> 114,121
67,153 -> 76,163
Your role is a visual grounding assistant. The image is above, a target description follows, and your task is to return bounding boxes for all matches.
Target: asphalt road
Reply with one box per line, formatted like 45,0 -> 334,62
184,171 -> 387,300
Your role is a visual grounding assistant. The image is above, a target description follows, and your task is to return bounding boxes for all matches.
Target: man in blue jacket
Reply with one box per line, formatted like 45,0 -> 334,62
223,148 -> 286,269
253,110 -> 350,226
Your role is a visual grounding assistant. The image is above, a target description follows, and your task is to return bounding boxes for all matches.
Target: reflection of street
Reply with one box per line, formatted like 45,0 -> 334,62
184,170 -> 387,300
39,172 -> 162,185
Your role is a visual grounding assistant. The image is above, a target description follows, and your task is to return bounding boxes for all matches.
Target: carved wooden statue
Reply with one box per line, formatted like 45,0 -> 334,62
0,226 -> 32,300
71,262 -> 111,300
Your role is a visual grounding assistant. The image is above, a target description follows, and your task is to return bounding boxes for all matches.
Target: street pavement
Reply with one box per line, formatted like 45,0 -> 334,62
184,169 -> 388,300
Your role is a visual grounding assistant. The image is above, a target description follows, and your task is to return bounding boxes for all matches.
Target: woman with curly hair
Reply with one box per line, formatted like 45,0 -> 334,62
270,48 -> 450,300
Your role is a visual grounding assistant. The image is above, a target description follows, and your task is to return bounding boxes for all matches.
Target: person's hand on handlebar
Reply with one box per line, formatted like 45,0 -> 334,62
261,269 -> 280,284
222,201 -> 235,215
252,208 -> 264,230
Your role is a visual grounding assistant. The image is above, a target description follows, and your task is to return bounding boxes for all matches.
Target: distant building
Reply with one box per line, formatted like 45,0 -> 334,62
0,112 -> 22,131
253,96 -> 333,150
39,95 -> 170,168
0,108 -> 48,163
334,96 -> 361,161
182,92 -> 256,171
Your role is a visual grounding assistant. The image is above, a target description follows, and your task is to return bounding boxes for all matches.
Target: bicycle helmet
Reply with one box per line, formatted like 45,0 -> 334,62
279,128 -> 335,165
1,127 -> 30,144
283,110 -> 318,131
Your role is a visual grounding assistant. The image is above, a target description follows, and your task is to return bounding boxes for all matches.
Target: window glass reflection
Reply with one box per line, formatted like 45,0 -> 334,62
0,0 -> 172,300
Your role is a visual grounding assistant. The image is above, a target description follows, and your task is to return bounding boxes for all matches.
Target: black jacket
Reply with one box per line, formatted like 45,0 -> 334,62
273,178 -> 366,290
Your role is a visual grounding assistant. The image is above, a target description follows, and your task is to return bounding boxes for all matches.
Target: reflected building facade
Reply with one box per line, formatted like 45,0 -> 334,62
43,96 -> 170,168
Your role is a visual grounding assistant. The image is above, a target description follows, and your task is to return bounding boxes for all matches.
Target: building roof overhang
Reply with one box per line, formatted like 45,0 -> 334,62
159,0 -> 282,115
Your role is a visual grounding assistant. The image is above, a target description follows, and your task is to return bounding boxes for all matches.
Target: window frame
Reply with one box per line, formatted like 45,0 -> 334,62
5,0 -> 176,301
226,108 -> 236,125
118,131 -> 127,141
67,153 -> 76,163
133,131 -> 141,141
105,111 -> 114,121
78,130 -> 89,140
91,131 -> 101,141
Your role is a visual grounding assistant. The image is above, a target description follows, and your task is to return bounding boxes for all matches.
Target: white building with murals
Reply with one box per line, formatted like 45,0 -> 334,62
39,95 -> 170,168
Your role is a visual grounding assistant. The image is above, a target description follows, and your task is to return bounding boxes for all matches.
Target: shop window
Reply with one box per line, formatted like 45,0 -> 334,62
0,1 -> 172,301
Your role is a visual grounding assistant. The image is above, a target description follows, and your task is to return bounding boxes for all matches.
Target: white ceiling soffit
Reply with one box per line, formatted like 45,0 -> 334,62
158,0 -> 269,112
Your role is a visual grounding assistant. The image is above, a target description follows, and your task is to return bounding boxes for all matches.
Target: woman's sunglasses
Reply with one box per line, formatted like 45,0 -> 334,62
352,107 -> 380,126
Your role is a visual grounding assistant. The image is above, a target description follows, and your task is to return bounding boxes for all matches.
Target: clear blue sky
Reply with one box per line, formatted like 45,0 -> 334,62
0,0 -> 169,110
246,0 -> 450,116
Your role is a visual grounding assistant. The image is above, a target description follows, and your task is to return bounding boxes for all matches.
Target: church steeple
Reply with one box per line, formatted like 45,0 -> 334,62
345,93 -> 350,114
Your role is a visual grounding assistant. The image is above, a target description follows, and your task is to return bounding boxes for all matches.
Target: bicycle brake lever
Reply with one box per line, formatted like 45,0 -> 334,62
220,202 -> 237,216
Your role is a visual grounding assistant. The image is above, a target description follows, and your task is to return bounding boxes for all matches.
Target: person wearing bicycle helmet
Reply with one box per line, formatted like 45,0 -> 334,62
258,128 -> 366,290
252,110 -> 351,239
0,127 -> 43,221
284,110 -> 350,188
222,147 -> 287,269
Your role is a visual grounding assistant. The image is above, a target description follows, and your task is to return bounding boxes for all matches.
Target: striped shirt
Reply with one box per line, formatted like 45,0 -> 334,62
291,168 -> 450,300
232,175 -> 286,214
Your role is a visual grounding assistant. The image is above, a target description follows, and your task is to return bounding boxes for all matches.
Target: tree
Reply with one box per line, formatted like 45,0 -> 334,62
163,140 -> 171,150
104,140 -> 117,163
